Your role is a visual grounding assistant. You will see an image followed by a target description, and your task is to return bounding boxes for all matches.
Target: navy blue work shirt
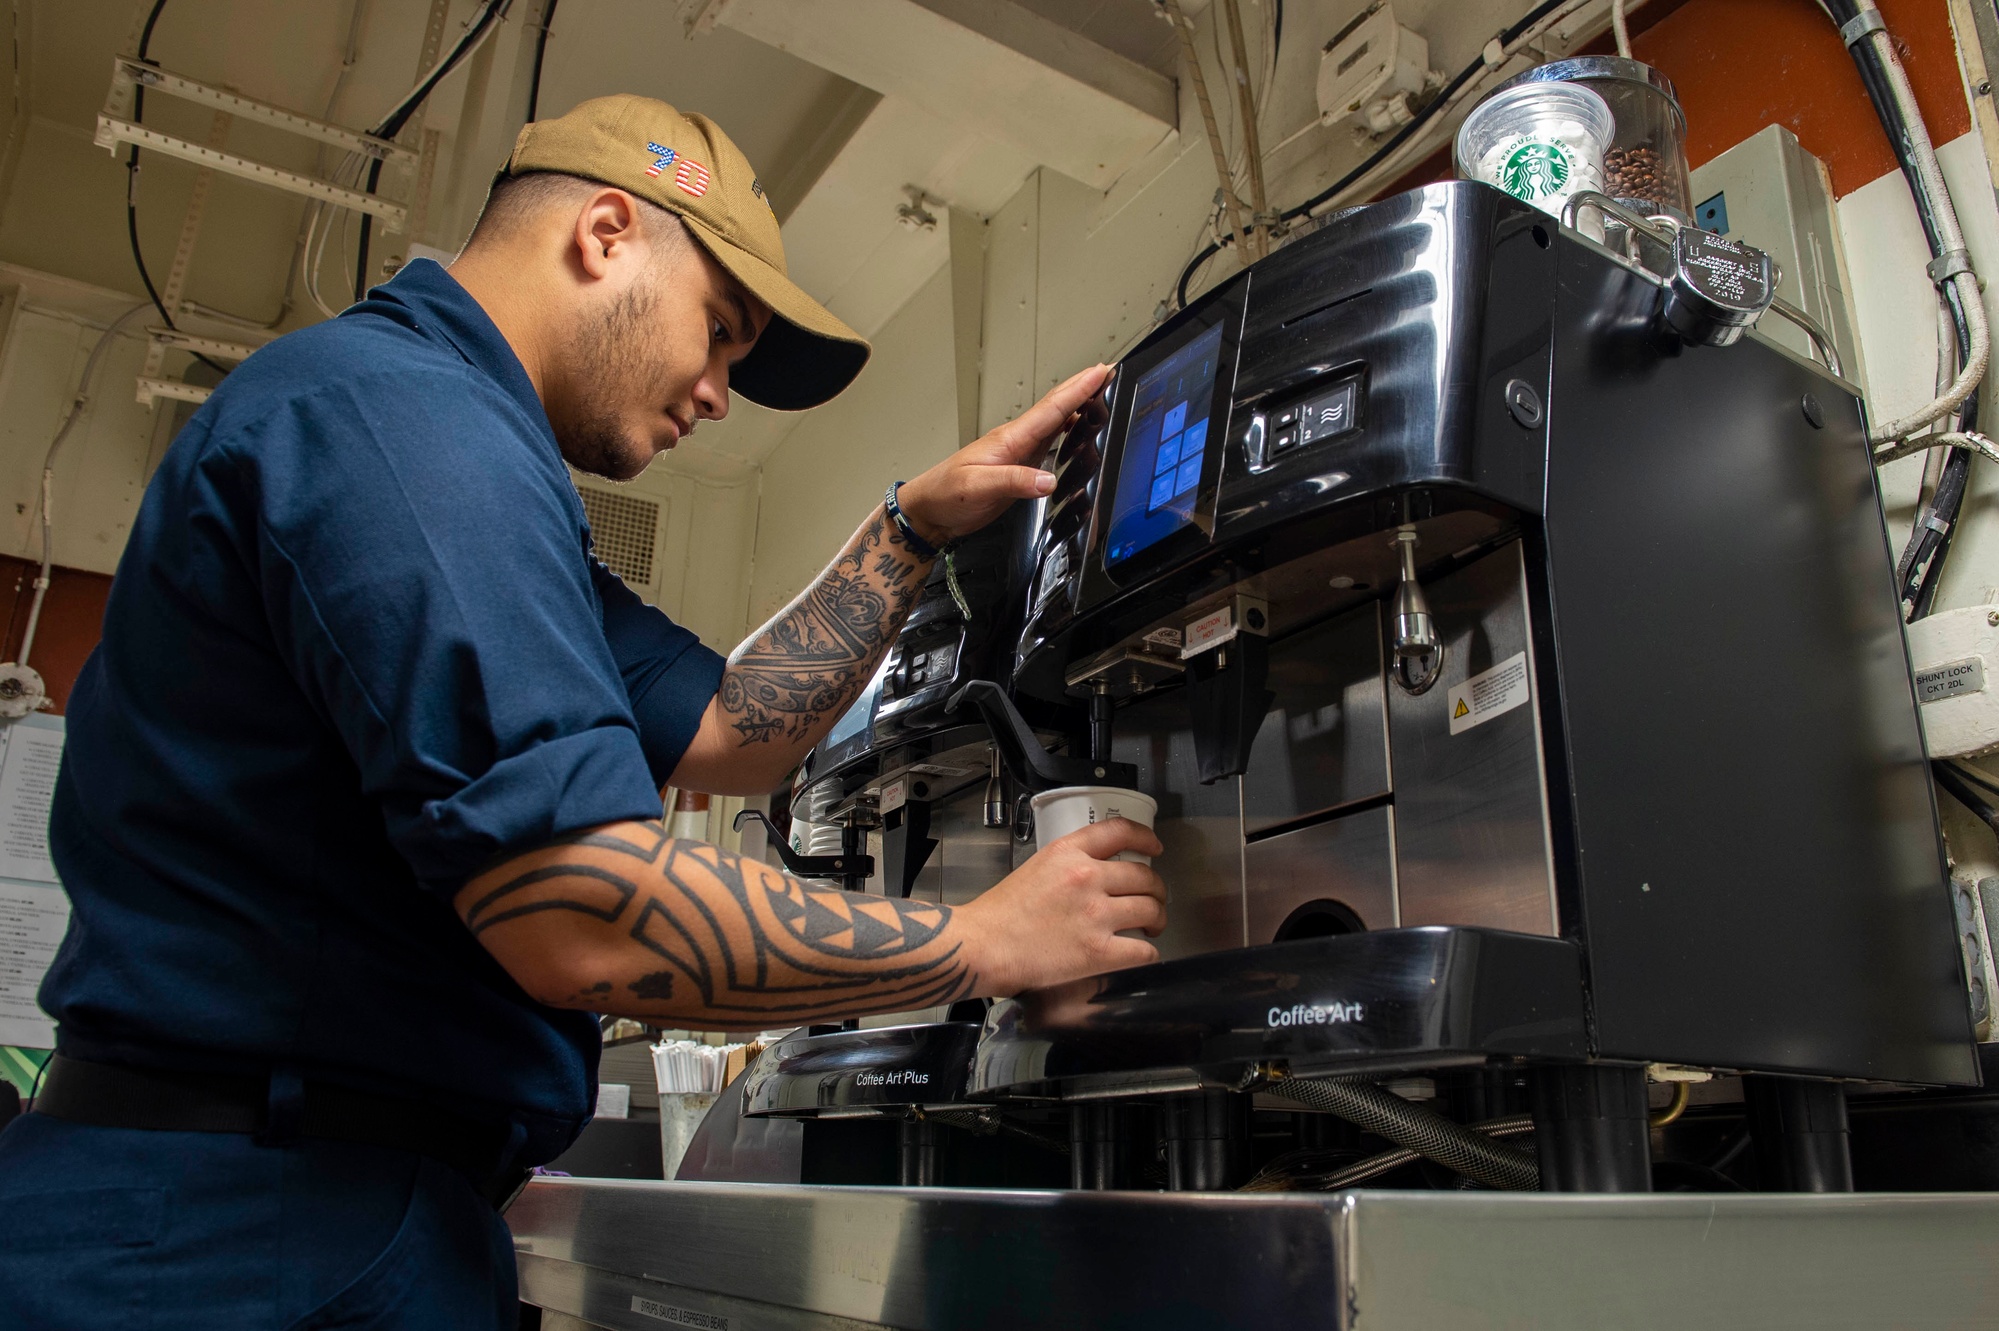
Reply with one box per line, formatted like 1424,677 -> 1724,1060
41,259 -> 725,1164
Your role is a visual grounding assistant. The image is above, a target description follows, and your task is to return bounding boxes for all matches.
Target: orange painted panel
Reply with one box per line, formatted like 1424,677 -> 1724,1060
0,558 -> 112,716
1632,0 -> 1970,196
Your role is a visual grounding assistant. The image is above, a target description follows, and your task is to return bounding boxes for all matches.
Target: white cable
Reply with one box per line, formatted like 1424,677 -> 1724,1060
299,0 -> 508,319
1168,1 -> 1252,255
19,304 -> 152,669
1861,26 -> 1989,446
303,149 -> 367,318
1610,0 -> 1632,57
1209,2 -> 1274,193
1264,116 -> 1324,161
291,0 -> 371,323
1876,430 -> 1999,469
1917,295 -> 1957,500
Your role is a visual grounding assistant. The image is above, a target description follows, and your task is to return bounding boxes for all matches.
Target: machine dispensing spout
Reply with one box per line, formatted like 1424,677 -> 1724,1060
945,680 -> 1138,793
1390,528 -> 1444,695
982,745 -> 1009,829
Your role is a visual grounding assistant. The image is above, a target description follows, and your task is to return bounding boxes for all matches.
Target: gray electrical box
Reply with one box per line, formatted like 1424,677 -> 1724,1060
1690,124 -> 1865,385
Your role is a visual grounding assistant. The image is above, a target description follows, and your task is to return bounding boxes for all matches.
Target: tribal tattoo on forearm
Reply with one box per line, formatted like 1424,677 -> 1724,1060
457,820 -> 980,1023
718,508 -> 930,747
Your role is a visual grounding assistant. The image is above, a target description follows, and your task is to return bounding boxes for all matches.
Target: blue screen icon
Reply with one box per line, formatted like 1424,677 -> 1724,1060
1161,400 -> 1188,438
1174,455 -> 1202,496
1181,417 -> 1208,457
1154,432 -> 1181,474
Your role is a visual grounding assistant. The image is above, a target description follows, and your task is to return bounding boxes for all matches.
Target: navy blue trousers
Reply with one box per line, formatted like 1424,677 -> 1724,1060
0,1113 -> 517,1329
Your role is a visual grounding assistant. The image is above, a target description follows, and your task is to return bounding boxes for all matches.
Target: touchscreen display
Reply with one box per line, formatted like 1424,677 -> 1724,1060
1104,322 -> 1226,566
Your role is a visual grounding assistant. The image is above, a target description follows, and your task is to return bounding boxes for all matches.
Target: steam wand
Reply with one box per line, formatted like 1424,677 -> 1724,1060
1390,528 -> 1444,694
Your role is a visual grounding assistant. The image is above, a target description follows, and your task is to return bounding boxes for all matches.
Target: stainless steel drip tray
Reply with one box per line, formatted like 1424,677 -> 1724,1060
509,1179 -> 1999,1331
972,927 -> 1587,1096
739,1022 -> 980,1118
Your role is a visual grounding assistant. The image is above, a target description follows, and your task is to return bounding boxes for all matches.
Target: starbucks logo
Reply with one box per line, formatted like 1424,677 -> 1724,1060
1499,140 -> 1572,202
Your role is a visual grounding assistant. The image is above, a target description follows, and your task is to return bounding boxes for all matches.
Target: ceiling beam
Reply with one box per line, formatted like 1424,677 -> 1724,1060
715,0 -> 1178,190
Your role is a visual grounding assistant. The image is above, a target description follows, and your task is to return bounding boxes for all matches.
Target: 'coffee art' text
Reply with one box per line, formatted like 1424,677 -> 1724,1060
1267,1001 -> 1364,1027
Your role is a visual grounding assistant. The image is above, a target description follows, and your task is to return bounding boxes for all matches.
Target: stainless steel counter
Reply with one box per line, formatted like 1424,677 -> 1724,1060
509,1178 -> 1999,1330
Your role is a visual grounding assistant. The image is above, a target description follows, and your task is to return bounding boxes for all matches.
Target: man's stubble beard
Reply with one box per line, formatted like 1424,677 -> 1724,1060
555,273 -> 669,482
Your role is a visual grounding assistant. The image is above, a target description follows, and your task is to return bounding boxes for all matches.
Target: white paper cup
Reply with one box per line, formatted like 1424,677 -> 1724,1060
1029,786 -> 1159,864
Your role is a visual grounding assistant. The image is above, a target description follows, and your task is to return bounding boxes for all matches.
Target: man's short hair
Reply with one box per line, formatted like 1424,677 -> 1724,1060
465,169 -> 688,250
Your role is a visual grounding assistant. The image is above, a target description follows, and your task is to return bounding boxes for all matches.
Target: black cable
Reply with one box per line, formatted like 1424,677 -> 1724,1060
1910,373 -> 1977,618
1175,0 -> 1568,308
353,0 -> 515,302
525,0 -> 558,124
124,0 -> 228,376
353,166 -> 381,304
1935,761 -> 1999,836
1825,0 -> 1977,621
1950,759 -> 1999,798
1909,439 -> 1972,616
135,0 -> 168,71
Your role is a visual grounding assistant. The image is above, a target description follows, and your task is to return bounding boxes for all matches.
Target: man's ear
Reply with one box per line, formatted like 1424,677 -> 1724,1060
573,188 -> 644,280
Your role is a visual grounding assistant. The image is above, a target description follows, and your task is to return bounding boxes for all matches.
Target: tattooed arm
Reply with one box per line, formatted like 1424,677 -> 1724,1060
699,504 -> 931,787
669,363 -> 1113,795
457,815 -> 1165,1027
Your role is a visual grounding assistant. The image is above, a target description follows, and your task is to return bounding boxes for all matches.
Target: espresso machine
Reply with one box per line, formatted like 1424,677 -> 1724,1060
515,180 -> 1996,1328
950,178 -> 1979,1193
707,179 -> 1981,1199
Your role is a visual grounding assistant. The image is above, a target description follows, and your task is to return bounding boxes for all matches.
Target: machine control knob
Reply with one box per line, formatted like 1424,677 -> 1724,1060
1661,229 -> 1776,348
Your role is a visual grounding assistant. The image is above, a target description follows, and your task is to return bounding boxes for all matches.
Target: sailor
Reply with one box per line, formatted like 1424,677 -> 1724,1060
0,96 -> 1165,1329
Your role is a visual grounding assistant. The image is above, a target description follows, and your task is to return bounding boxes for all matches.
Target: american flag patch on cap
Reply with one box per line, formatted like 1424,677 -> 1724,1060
644,140 -> 676,178
674,158 -> 711,198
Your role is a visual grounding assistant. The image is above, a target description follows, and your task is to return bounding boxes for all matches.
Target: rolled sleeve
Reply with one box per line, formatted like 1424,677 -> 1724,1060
591,560 -> 726,787
236,377 -> 667,897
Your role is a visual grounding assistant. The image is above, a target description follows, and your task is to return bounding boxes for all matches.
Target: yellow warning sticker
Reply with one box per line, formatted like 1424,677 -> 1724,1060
1447,651 -> 1531,736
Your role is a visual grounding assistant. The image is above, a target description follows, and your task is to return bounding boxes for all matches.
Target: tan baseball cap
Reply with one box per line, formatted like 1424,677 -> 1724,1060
505,94 -> 869,411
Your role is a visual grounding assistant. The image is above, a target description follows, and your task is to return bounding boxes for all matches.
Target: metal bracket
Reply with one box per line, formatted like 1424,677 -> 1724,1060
135,378 -> 213,408
1180,595 -> 1269,661
96,56 -> 412,225
1840,6 -> 1887,47
1064,645 -> 1185,699
1764,296 -> 1846,379
97,116 -> 409,224
1562,189 -> 1678,248
105,56 -> 417,162
147,327 -> 265,364
1927,246 -> 1976,286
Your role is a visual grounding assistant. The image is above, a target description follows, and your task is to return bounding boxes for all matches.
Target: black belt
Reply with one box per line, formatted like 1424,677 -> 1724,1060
34,1054 -> 532,1209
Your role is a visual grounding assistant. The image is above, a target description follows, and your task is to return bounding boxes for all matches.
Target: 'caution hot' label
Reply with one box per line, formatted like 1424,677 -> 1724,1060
1447,651 -> 1531,736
